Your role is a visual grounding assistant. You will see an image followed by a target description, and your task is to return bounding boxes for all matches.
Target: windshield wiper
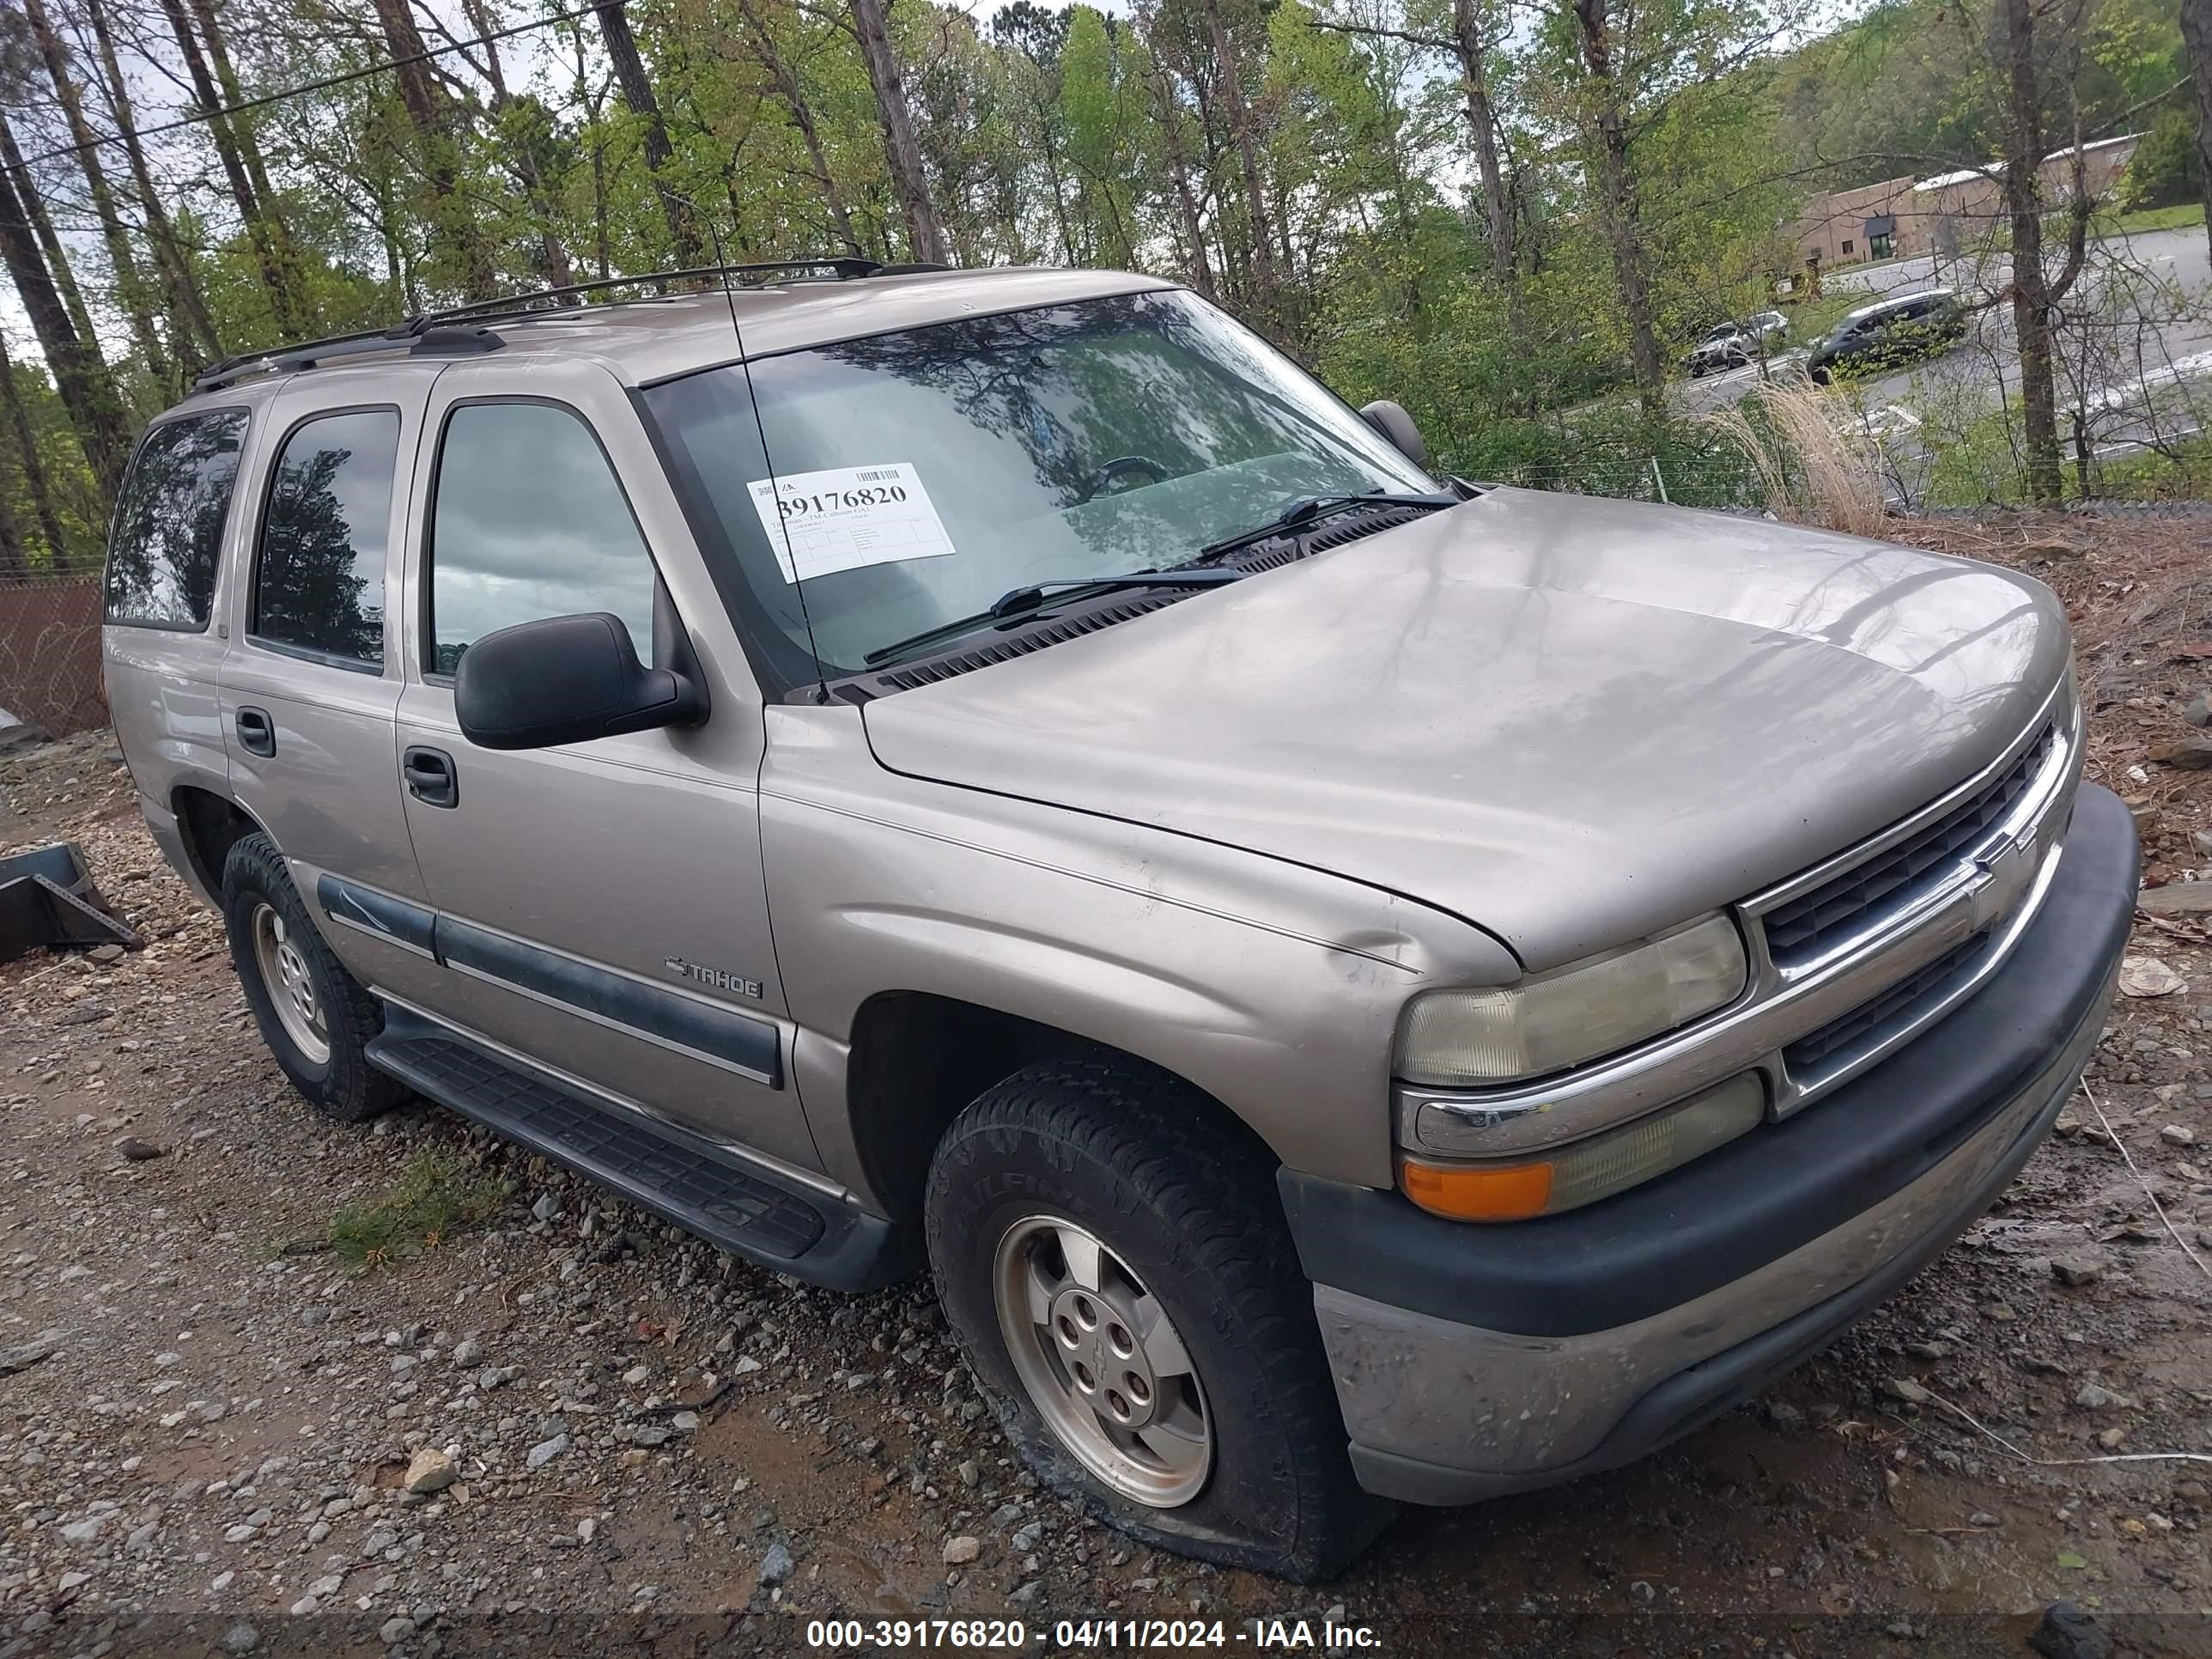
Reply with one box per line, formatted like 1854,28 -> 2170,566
1187,489 -> 1458,564
862,569 -> 1243,668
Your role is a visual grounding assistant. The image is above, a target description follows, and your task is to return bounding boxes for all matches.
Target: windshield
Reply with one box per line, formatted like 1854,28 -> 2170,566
642,288 -> 1434,682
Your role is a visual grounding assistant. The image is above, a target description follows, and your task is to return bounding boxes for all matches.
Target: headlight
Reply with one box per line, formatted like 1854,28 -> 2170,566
1401,1072 -> 1765,1221
1394,915 -> 1747,1086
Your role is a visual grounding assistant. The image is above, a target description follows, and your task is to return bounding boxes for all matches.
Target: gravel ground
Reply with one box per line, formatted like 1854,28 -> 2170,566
1,513 -> 2209,1658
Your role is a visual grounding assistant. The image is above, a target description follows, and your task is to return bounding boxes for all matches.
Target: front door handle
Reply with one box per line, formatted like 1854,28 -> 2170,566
234,707 -> 275,757
402,745 -> 458,808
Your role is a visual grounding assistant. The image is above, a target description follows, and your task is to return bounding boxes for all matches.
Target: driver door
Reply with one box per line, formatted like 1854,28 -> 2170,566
387,357 -> 821,1171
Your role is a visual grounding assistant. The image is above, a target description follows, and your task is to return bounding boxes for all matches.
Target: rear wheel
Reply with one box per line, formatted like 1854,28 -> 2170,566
222,833 -> 401,1124
924,1057 -> 1389,1582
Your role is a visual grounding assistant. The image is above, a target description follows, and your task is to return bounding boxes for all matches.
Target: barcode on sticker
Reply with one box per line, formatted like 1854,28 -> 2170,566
855,467 -> 900,483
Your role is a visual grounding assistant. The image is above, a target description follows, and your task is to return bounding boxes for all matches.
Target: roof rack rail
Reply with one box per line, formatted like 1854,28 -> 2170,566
191,257 -> 933,396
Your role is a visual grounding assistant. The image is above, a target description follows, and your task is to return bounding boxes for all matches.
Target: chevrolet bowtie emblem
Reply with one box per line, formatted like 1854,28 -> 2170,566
1967,832 -> 2039,933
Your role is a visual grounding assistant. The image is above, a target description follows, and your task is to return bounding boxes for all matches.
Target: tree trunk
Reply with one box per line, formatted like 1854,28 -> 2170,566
2182,0 -> 2212,266
460,0 -> 578,291
0,115 -> 133,499
0,459 -> 25,579
0,118 -> 99,355
736,0 -> 863,255
1148,56 -> 1217,301
369,0 -> 499,300
596,0 -> 707,268
1572,0 -> 1664,412
21,0 -> 171,388
157,0 -> 306,337
85,0 -> 223,367
1201,1 -> 1279,330
849,0 -> 947,264
1451,0 -> 1514,285
2001,0 -> 2064,504
0,332 -> 71,571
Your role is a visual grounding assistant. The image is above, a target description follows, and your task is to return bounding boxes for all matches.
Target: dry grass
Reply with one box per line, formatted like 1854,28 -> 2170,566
1701,374 -> 1888,536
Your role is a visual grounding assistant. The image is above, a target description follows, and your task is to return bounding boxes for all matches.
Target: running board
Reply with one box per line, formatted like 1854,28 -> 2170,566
366,1007 -> 920,1291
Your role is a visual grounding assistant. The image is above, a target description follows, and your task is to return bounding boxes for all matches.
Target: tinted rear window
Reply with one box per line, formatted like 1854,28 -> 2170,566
104,410 -> 251,629
252,409 -> 399,667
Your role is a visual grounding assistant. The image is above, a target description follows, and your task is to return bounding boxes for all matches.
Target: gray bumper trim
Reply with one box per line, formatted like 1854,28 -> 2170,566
1320,965 -> 2109,1504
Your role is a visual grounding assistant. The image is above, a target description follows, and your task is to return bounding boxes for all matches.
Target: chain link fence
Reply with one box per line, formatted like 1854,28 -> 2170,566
0,576 -> 107,738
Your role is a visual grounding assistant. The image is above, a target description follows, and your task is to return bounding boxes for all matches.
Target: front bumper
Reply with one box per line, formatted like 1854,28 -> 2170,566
1279,782 -> 2136,1505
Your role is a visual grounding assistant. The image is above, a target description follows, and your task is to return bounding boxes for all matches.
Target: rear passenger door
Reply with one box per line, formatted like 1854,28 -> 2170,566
216,368 -> 447,1008
389,360 -> 816,1171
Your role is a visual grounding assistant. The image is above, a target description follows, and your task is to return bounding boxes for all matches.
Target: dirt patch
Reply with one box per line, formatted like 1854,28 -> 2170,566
0,516 -> 2206,1656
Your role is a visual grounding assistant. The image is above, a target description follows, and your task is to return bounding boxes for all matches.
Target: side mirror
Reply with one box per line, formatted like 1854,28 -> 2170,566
455,612 -> 704,750
1359,398 -> 1428,467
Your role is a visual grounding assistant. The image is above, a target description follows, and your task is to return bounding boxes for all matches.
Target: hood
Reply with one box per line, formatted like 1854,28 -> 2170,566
859,488 -> 2069,970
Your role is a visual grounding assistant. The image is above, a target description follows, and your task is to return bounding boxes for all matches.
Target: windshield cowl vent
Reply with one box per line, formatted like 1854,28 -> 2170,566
866,593 -> 1194,691
845,500 -> 1438,697
1224,502 -> 1437,573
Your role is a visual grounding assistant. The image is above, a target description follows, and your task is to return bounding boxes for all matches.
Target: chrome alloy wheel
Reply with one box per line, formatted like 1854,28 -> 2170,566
251,902 -> 329,1065
991,1214 -> 1212,1507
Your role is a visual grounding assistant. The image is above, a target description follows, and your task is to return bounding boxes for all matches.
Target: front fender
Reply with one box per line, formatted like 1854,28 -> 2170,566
760,707 -> 1518,1192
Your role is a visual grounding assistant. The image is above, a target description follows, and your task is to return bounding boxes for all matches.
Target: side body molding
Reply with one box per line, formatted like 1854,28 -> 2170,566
316,874 -> 782,1087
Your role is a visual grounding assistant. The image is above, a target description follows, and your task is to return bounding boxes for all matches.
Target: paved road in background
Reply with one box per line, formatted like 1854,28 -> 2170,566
1667,227 -> 2212,493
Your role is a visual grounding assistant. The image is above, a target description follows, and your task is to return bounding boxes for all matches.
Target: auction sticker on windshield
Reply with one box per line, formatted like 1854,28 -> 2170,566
747,462 -> 957,584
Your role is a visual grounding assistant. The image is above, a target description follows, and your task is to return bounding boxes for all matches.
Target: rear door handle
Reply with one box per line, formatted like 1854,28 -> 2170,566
402,745 -> 458,808
234,707 -> 275,757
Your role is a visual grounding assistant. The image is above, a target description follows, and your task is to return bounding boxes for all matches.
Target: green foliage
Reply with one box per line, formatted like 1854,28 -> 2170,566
2120,106 -> 2203,212
328,1150 -> 512,1268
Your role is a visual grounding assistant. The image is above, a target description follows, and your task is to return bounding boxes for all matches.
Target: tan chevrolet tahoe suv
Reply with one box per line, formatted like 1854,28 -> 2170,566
102,261 -> 2135,1582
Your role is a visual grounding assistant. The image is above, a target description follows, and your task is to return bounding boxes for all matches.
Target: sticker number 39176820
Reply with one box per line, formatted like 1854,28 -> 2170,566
745,461 -> 957,584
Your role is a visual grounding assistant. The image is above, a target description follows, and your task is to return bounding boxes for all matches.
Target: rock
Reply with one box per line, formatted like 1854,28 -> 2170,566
531,1192 -> 562,1223
0,1328 -> 64,1375
2139,884 -> 2212,917
2186,690 -> 2212,728
289,1595 -> 319,1617
2098,1427 -> 2128,1449
2196,828 -> 2212,858
88,943 -> 125,964
1980,1300 -> 2017,1322
1905,1340 -> 1952,1361
380,1617 -> 415,1644
1969,1511 -> 2000,1527
1762,1401 -> 1806,1432
1881,1377 -> 1931,1406
2074,1382 -> 2133,1410
2119,954 -> 2187,995
2051,1257 -> 2105,1287
1011,1522 -> 1042,1553
957,1458 -> 980,1488
451,1338 -> 483,1367
2027,1600 -> 2112,1659
2153,738 -> 2212,770
58,1516 -> 105,1544
2161,1124 -> 2197,1146
733,1355 -> 763,1375
218,1626 -> 261,1656
404,1447 -> 457,1494
757,1540 -> 793,1587
526,1432 -> 568,1469
942,1534 -> 981,1565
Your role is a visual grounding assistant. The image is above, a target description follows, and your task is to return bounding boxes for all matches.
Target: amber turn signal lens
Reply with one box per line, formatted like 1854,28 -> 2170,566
1400,1157 -> 1554,1221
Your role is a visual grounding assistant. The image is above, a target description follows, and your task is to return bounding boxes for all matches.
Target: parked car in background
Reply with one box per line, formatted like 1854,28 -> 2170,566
1685,311 -> 1789,376
104,260 -> 2134,1583
1808,289 -> 1967,383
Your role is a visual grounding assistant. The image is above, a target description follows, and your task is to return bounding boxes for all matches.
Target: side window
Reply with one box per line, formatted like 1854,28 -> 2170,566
252,409 -> 400,667
104,409 -> 251,629
427,402 -> 657,677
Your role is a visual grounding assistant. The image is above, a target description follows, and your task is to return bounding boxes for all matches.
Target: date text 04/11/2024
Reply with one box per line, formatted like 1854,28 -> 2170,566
800,1618 -> 1385,1650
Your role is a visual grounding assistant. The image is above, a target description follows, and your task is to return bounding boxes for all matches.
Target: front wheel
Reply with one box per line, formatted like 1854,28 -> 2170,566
924,1058 -> 1389,1582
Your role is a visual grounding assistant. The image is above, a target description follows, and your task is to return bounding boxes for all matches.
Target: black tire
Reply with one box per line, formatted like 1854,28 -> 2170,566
222,833 -> 401,1124
924,1057 -> 1390,1582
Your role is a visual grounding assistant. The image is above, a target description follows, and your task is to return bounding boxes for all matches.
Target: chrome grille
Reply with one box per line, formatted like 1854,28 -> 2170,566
1783,933 -> 1990,1079
1762,723 -> 2057,968
1402,678 -> 2081,1158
